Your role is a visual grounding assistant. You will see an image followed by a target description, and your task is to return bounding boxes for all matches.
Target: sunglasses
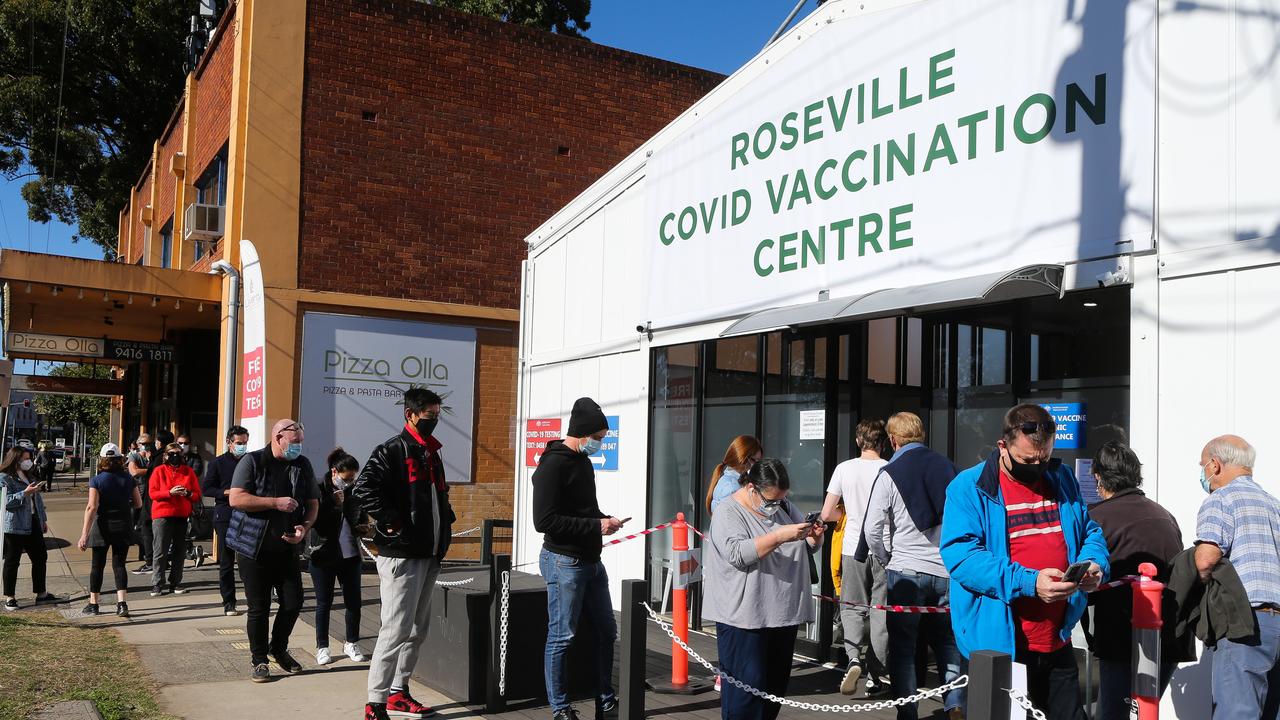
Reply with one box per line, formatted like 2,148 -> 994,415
279,423 -> 305,435
1018,421 -> 1056,436
751,484 -> 785,509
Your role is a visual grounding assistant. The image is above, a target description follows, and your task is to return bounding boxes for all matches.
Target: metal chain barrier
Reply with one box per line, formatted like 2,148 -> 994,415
451,525 -> 484,538
498,569 -> 510,696
436,577 -> 475,587
1006,688 -> 1049,720
641,602 -> 967,713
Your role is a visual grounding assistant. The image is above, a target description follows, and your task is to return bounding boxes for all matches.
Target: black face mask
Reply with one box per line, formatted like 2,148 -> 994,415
165,454 -> 183,466
1005,452 -> 1047,485
415,417 -> 438,439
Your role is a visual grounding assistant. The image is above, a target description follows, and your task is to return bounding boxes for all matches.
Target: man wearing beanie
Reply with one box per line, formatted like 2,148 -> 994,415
532,397 -> 623,720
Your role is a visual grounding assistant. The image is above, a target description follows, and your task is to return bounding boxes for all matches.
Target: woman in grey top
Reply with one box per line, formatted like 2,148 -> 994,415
704,458 -> 824,720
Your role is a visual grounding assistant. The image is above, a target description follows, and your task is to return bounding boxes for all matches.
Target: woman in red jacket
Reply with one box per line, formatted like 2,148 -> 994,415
149,443 -> 202,596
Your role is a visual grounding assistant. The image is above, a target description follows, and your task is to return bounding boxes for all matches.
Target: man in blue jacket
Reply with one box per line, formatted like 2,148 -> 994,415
940,404 -> 1109,720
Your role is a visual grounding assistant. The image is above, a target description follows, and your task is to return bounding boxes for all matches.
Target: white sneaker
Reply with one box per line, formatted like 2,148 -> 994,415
316,647 -> 333,665
344,642 -> 367,662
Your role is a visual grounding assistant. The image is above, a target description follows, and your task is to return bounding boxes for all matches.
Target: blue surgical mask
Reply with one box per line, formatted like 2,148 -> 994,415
1200,466 -> 1212,494
283,443 -> 303,461
581,437 -> 603,455
232,443 -> 247,457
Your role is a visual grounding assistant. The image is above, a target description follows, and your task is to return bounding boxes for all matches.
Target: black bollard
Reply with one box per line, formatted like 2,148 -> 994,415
619,579 -> 648,720
967,650 -> 1012,720
486,552 -> 512,713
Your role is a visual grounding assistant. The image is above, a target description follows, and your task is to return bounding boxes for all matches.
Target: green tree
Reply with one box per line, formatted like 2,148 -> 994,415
33,363 -> 112,451
429,0 -> 591,37
0,0 -> 195,257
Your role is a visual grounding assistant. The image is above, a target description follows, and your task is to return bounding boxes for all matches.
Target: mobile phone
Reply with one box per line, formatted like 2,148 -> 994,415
619,517 -> 632,524
1062,561 -> 1091,585
803,511 -> 821,525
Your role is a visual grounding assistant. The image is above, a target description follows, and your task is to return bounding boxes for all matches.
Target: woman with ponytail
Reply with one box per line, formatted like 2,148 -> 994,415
705,436 -> 764,515
309,447 -> 370,666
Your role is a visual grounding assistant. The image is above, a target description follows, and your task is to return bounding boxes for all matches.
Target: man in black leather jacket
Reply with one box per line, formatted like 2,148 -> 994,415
353,387 -> 455,720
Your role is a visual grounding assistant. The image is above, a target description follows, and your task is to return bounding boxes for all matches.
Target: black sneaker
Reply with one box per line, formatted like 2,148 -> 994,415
170,585 -> 188,595
34,593 -> 60,604
250,662 -> 270,683
271,649 -> 303,674
133,564 -> 153,575
82,603 -> 99,616
149,586 -> 167,597
3,598 -> 16,611
596,696 -> 618,720
865,674 -> 889,695
839,661 -> 863,696
365,704 -> 391,720
116,602 -> 130,618
552,709 -> 582,720
224,604 -> 241,616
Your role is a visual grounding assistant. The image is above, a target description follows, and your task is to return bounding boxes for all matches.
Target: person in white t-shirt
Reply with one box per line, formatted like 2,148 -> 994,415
820,418 -> 890,696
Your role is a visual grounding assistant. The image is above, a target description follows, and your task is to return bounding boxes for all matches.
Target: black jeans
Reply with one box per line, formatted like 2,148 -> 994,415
2,528 -> 47,597
134,507 -> 153,564
716,623 -> 799,720
213,521 -> 237,608
89,541 -> 130,594
308,555 -> 362,647
152,517 -> 188,590
238,549 -> 304,664
1017,646 -> 1086,720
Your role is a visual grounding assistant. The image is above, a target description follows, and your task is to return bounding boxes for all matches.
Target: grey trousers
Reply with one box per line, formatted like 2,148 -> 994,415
840,554 -> 888,676
367,556 -> 440,703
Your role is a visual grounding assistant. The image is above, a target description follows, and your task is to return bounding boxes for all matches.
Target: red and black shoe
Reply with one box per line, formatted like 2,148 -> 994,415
387,690 -> 436,719
364,704 -> 391,720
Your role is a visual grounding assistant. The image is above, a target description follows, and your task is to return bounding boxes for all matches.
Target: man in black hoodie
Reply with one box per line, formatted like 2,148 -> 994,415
532,397 -> 623,720
353,387 -> 456,720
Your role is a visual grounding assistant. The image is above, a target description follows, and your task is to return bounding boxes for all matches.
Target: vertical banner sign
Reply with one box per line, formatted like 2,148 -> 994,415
239,240 -> 266,445
525,418 -> 562,467
298,312 -> 477,484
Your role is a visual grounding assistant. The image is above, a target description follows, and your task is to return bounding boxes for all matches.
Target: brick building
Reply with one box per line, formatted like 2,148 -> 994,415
1,0 -> 721,557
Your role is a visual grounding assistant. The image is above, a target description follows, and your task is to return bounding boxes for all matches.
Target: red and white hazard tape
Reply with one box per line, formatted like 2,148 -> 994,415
688,525 -> 706,541
603,521 -> 673,547
813,593 -> 951,614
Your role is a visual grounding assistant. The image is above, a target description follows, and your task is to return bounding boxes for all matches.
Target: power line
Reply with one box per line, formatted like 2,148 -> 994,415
45,0 -> 72,254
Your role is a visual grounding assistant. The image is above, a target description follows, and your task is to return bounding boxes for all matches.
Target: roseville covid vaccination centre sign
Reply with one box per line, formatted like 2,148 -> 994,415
511,2 -> 1280,714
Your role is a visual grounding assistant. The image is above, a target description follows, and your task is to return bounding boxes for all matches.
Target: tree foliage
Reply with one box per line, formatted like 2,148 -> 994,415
425,0 -> 591,37
0,0 -> 193,257
33,363 -> 112,450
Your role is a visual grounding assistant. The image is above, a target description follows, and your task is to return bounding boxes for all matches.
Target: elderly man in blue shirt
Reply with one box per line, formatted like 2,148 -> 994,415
1194,434 -> 1280,720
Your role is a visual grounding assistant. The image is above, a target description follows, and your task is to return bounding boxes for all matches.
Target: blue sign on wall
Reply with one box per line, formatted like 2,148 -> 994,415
1040,403 -> 1086,450
589,415 -> 620,472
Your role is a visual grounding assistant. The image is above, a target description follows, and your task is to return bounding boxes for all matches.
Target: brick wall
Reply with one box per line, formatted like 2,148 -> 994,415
155,113 -> 183,242
299,0 -> 724,309
446,325 -> 517,560
191,7 -> 234,182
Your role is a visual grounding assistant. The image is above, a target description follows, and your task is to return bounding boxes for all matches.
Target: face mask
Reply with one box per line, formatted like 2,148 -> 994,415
752,485 -> 783,517
1005,451 -> 1047,485
415,417 -> 438,439
283,443 -> 303,461
232,443 -> 247,457
1199,466 -> 1212,494
581,437 -> 603,455
179,443 -> 189,451
166,454 -> 183,466
19,460 -> 33,472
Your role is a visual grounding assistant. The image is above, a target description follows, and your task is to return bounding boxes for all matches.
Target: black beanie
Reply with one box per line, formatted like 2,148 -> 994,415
567,397 -> 609,438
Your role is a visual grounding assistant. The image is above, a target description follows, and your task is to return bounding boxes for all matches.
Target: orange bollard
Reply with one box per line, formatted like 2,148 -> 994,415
671,512 -> 690,688
1130,562 -> 1164,720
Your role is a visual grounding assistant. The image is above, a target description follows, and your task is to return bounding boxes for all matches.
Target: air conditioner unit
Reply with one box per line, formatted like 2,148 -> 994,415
184,203 -> 225,242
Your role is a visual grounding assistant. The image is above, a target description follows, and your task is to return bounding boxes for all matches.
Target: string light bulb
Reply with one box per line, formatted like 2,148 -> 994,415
175,300 -> 181,310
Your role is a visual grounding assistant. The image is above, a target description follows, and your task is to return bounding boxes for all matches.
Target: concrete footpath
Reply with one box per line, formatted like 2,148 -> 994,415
17,489 -> 486,720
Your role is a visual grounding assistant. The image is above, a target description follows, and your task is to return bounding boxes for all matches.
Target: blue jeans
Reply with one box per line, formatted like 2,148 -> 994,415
716,623 -> 798,720
885,569 -> 965,719
540,548 -> 616,713
1211,609 -> 1280,720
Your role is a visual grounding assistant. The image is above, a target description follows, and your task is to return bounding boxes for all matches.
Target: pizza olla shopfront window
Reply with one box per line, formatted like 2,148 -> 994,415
645,284 -> 1130,660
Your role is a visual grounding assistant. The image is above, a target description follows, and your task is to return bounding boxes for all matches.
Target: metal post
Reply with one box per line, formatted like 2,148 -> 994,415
1131,562 -> 1163,720
620,579 -> 648,720
486,553 -> 511,712
671,513 -> 690,687
968,650 -> 1012,720
481,518 -> 495,566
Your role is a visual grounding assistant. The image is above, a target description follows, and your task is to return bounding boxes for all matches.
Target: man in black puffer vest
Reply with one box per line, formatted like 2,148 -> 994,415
353,387 -> 456,720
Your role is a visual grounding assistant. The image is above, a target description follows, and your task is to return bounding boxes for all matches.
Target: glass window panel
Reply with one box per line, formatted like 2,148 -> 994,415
1030,334 -> 1041,382
905,318 -> 923,387
979,327 -> 1008,386
703,337 -> 761,511
648,344 -> 700,604
957,324 -> 974,387
867,318 -> 896,384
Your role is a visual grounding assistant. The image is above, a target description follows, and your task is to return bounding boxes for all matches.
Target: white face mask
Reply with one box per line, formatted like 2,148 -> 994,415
19,460 -> 33,472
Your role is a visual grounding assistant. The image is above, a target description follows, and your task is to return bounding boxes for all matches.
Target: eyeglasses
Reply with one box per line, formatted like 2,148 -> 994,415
751,484 -> 785,508
1018,421 -> 1056,436
279,422 -> 305,435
